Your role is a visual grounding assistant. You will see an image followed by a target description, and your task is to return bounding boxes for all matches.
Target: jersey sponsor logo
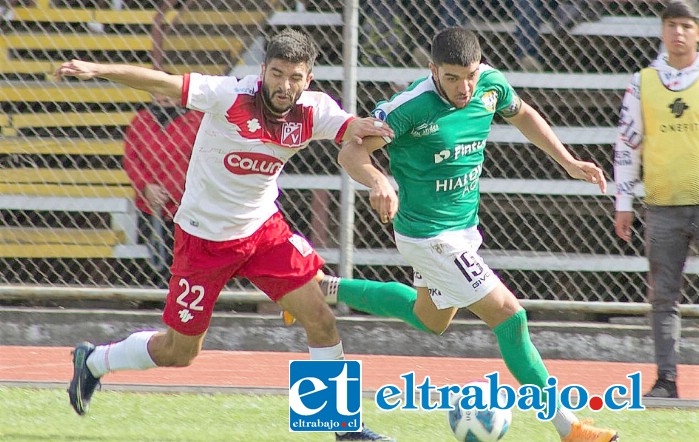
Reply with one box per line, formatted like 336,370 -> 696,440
481,90 -> 498,113
434,141 -> 485,164
282,122 -> 303,146
659,122 -> 699,133
435,164 -> 482,193
224,152 -> 284,176
410,122 -> 439,138
668,98 -> 689,118
434,150 -> 451,163
454,140 -> 485,158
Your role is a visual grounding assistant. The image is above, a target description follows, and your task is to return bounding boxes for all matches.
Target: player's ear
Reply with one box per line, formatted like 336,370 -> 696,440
429,62 -> 438,79
304,72 -> 314,89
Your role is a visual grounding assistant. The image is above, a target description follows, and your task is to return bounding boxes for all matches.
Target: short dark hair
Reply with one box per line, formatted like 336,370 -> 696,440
265,29 -> 318,71
431,27 -> 482,67
662,0 -> 699,22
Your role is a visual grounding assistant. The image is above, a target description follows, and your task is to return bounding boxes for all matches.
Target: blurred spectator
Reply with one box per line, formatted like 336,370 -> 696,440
514,0 -> 601,71
359,1 -> 440,67
0,0 -> 34,21
151,0 -> 198,70
122,93 -> 203,287
359,1 -> 409,66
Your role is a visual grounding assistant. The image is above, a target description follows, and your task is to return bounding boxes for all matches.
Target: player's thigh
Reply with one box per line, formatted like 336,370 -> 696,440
414,286 -> 458,334
241,214 -> 325,302
645,206 -> 691,300
466,282 -> 523,329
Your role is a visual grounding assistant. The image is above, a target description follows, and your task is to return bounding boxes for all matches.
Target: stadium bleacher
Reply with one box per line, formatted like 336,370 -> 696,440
0,1 -> 266,265
1,0 -> 696,310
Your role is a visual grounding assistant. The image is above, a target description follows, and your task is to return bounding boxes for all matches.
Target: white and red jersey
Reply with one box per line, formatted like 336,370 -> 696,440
175,73 -> 353,241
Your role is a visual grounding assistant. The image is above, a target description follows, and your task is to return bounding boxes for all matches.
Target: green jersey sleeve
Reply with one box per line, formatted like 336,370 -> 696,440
479,67 -> 522,118
371,78 -> 431,141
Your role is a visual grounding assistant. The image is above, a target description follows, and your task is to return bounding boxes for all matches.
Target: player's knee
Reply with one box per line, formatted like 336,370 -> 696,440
303,306 -> 337,338
415,311 -> 451,335
160,349 -> 199,367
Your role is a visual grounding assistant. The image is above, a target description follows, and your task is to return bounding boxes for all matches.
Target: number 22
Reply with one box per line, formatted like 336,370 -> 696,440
176,278 -> 205,311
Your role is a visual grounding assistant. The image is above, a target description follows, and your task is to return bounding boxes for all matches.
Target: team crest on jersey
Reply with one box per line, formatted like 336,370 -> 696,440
281,122 -> 303,146
481,90 -> 498,113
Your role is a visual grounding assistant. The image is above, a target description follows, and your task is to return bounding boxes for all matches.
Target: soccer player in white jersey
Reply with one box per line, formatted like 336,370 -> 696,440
336,27 -> 617,442
56,29 -> 395,441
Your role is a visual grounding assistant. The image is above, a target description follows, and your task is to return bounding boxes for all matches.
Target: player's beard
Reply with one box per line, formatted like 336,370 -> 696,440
261,84 -> 298,117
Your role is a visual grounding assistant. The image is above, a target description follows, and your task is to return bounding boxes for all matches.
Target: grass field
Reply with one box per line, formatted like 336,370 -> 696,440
1,387 -> 697,441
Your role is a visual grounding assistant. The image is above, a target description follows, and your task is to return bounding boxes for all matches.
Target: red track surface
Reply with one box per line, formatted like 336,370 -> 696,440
1,345 -> 698,398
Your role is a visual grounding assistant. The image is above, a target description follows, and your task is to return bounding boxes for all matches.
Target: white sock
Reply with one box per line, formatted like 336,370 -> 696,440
552,407 -> 578,437
308,341 -> 344,360
310,341 -> 347,435
87,331 -> 158,377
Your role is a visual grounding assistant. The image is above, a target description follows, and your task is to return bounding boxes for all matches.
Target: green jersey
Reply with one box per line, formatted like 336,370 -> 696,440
373,65 -> 520,238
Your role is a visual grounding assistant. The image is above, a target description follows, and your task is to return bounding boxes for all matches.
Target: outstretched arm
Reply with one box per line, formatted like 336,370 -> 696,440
505,100 -> 607,194
338,136 -> 397,224
55,60 -> 183,101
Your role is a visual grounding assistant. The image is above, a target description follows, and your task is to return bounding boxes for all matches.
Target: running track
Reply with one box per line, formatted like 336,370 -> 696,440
1,346 -> 698,402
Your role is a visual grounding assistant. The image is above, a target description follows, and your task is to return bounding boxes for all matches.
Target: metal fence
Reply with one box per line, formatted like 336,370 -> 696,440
1,0 -> 697,308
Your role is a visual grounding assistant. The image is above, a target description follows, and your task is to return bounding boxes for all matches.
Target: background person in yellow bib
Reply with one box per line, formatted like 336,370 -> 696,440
614,0 -> 699,399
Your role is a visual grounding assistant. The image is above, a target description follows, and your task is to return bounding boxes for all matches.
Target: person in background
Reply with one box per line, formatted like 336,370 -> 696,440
614,0 -> 699,399
514,0 -> 600,71
122,92 -> 203,287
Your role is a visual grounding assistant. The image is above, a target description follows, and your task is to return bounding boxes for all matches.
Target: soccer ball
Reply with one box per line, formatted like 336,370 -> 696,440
447,381 -> 512,442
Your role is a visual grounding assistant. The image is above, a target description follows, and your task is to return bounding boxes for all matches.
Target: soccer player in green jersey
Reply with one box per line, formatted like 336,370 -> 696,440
335,27 -> 618,442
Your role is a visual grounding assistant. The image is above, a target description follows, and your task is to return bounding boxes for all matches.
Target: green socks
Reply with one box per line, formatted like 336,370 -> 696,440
331,278 -> 434,334
493,309 -> 551,391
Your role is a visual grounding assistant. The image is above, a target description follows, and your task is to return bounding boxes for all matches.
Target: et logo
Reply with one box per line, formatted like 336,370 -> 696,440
288,360 -> 362,432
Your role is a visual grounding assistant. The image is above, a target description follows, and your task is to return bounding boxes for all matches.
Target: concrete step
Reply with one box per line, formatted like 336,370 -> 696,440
2,306 -> 698,364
